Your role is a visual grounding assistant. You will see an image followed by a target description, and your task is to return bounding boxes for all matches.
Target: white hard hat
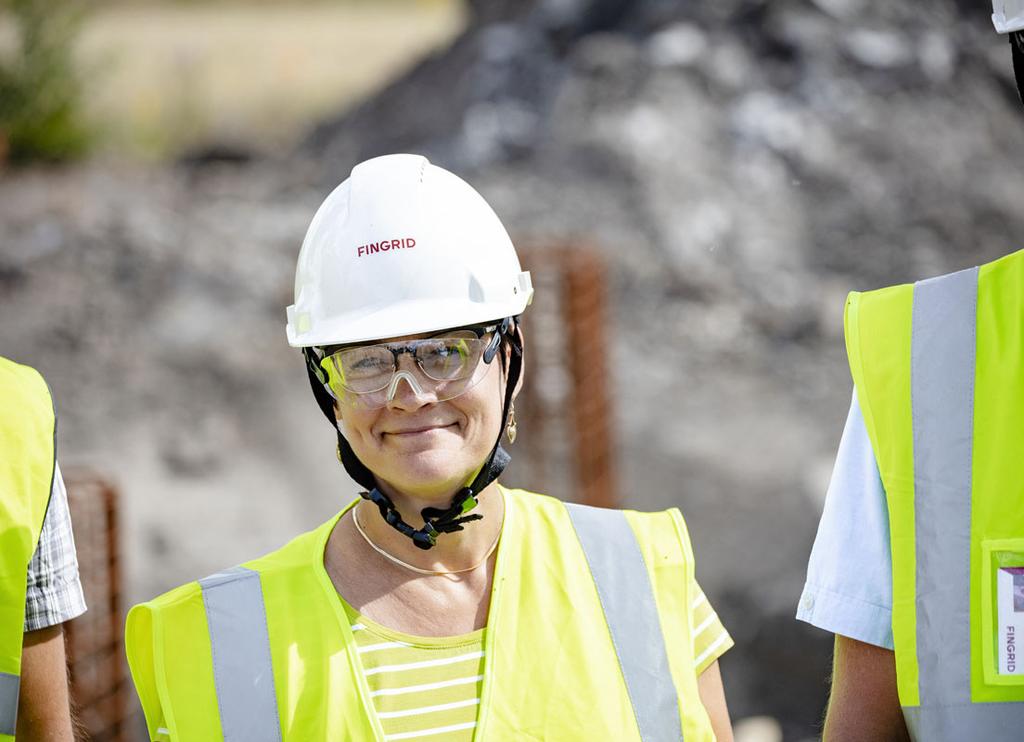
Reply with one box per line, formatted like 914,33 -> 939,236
286,154 -> 534,348
993,0 -> 1024,33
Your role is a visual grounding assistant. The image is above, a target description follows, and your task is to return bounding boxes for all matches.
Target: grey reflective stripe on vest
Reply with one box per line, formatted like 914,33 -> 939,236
199,567 -> 282,742
0,671 -> 19,736
565,503 -> 684,742
908,267 -> 1024,736
910,266 -> 978,717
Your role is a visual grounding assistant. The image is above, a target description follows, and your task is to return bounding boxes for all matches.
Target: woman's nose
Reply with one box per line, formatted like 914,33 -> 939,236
385,368 -> 436,410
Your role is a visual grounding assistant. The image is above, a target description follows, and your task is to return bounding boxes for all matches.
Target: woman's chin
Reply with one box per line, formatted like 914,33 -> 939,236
378,457 -> 476,503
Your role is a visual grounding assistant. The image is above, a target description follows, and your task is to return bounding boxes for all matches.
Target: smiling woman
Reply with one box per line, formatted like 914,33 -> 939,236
122,154 -> 735,741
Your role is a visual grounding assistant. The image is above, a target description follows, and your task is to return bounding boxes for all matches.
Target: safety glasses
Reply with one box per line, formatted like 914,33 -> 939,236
319,324 -> 502,409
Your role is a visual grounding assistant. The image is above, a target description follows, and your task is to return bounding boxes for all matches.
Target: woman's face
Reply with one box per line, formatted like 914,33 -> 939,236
334,331 -> 509,503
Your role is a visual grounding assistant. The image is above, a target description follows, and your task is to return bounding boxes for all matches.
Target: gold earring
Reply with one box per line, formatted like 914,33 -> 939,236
505,402 -> 518,444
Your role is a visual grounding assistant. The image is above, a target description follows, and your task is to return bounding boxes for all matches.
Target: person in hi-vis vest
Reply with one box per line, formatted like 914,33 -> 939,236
800,249 -> 1024,740
1,357 -> 87,740
125,154 -> 735,741
797,7 -> 1024,741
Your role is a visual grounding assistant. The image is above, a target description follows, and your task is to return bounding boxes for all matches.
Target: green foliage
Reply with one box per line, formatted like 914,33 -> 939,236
0,0 -> 91,164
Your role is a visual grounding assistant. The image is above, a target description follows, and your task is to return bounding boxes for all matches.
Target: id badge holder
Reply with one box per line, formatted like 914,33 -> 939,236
982,539 -> 1024,685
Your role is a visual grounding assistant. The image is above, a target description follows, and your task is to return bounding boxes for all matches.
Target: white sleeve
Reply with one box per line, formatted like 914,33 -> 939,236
796,390 -> 894,649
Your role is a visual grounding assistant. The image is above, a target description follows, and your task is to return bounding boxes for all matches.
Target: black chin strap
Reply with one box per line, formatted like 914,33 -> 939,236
303,317 -> 524,550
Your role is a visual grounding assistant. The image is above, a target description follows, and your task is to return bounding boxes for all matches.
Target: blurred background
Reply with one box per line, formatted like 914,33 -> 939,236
2,0 -> 1023,739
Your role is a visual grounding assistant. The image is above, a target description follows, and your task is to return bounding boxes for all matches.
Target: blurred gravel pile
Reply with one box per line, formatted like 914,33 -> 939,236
3,0 -> 1023,737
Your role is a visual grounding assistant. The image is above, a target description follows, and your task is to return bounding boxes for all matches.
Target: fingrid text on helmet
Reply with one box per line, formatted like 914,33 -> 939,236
357,238 -> 417,257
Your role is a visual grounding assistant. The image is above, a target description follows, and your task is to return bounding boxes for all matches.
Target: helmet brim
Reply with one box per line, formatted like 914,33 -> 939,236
287,295 -> 531,348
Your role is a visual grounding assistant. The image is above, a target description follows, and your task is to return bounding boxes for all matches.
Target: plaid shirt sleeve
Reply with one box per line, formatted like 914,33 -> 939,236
24,462 -> 88,631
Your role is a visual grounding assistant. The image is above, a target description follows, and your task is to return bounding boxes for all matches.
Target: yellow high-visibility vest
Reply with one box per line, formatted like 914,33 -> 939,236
0,357 -> 57,740
126,490 -> 717,741
845,249 -> 1024,739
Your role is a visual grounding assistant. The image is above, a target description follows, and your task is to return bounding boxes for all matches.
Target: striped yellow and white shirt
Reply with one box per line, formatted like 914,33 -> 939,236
342,579 -> 731,741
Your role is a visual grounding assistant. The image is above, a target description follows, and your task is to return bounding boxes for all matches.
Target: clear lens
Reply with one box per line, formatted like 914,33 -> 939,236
320,329 -> 495,409
417,334 -> 481,381
334,346 -> 396,393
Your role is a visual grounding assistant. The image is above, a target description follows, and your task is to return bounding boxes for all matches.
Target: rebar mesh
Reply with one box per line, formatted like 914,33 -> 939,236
515,244 -> 616,508
64,469 -> 136,742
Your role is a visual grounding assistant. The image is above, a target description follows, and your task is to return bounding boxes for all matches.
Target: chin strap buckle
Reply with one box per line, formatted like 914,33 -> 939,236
360,488 -> 483,551
413,530 -> 437,549
460,494 -> 479,514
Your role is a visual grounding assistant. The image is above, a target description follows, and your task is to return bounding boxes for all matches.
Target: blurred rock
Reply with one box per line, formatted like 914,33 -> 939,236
918,31 -> 958,82
808,0 -> 866,20
843,30 -> 914,69
647,23 -> 708,68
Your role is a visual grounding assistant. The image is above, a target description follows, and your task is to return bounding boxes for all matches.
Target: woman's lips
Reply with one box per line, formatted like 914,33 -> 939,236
385,423 -> 456,436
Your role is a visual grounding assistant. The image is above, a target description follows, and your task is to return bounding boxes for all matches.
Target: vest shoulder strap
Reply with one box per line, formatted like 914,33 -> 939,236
126,521 -> 334,741
565,502 -> 689,742
0,357 -> 56,738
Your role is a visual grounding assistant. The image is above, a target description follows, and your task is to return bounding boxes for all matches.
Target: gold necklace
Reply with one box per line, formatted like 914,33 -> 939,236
352,504 -> 502,576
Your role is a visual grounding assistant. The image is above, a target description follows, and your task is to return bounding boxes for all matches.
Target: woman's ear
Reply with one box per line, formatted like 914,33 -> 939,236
333,401 -> 345,433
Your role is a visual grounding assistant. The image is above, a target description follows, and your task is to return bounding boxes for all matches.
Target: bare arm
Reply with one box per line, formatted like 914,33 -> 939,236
824,635 -> 909,742
17,624 -> 74,741
698,660 -> 733,742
